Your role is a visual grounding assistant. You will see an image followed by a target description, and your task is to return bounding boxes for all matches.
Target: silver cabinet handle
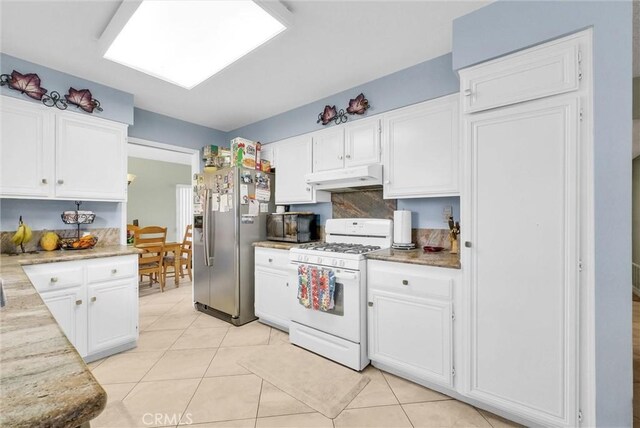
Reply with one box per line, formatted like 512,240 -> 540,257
465,241 -> 472,248
286,282 -> 289,287
50,277 -> 58,283
464,89 -> 473,97
402,280 -> 409,285
75,299 -> 82,305
57,179 -> 64,185
368,302 -> 373,307
111,268 -> 118,274
91,296 -> 97,302
268,258 -> 273,263
41,178 -> 48,184
346,154 -> 351,159
384,180 -> 390,184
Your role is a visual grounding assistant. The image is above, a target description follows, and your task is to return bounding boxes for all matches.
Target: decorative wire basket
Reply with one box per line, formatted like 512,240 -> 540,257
60,201 -> 96,243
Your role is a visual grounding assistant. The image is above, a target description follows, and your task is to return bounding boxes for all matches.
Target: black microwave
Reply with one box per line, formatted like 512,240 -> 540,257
267,213 -> 318,243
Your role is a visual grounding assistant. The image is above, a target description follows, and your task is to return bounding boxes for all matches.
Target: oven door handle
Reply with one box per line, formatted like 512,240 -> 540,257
334,271 -> 359,281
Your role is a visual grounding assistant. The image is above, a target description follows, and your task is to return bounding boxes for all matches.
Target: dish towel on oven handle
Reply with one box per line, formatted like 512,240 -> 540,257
297,264 -> 336,311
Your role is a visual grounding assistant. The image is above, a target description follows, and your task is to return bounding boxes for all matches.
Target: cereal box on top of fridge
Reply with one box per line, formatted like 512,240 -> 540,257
230,137 -> 256,169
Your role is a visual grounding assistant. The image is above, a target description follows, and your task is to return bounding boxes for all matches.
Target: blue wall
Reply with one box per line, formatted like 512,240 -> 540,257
453,1 -> 633,426
130,108 -> 228,150
0,199 -> 121,231
231,53 -> 461,228
0,53 -> 134,124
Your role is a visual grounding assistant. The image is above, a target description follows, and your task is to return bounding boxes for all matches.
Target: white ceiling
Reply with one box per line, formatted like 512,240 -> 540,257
0,0 -> 490,131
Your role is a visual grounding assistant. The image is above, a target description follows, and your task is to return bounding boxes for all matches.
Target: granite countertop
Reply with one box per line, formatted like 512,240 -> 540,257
253,240 -> 311,250
0,245 -> 141,428
366,248 -> 461,269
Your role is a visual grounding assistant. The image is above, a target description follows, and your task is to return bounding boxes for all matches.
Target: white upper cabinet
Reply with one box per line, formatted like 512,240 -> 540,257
0,96 -> 128,201
344,117 -> 380,168
274,135 -> 330,204
312,127 -> 345,172
460,35 -> 581,114
312,118 -> 380,172
55,113 -> 127,201
0,97 -> 54,197
382,94 -> 459,199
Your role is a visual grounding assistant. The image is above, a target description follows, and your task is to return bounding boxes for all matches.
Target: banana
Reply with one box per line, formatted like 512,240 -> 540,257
22,224 -> 32,244
12,225 -> 24,245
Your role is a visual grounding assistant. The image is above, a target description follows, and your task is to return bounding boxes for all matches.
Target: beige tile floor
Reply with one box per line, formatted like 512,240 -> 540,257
88,281 -> 521,428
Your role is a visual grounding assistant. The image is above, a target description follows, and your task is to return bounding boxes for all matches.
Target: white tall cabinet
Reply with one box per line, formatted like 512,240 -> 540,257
0,96 -> 128,201
459,31 -> 591,427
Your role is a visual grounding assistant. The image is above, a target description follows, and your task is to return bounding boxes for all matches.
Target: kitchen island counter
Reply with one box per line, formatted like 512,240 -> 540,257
366,248 -> 461,269
0,245 -> 141,428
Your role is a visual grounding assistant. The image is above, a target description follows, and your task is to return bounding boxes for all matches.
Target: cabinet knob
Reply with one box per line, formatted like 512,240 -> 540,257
91,296 -> 97,302
465,241 -> 472,248
345,154 -> 351,159
57,179 -> 64,185
368,302 -> 373,307
338,155 -> 343,160
41,178 -> 48,184
50,277 -> 58,283
268,258 -> 273,263
402,279 -> 409,285
75,299 -> 82,305
384,180 -> 390,184
111,268 -> 118,274
464,89 -> 473,97
286,282 -> 289,287
306,187 -> 311,192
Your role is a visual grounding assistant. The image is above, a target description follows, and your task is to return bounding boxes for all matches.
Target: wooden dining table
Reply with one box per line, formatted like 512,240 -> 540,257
135,242 -> 182,286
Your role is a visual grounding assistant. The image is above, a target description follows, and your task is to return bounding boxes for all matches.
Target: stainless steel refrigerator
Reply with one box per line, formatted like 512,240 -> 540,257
193,166 -> 275,326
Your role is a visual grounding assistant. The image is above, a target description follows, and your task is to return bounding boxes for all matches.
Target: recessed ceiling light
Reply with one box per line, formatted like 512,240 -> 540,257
102,1 -> 288,89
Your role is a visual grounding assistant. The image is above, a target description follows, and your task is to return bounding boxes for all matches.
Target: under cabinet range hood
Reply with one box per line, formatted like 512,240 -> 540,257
305,164 -> 383,191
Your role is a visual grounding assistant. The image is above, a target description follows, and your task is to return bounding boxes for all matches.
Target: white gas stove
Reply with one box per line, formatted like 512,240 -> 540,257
289,218 -> 393,371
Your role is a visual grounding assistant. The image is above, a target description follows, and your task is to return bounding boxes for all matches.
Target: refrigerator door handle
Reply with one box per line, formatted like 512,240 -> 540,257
203,189 -> 211,266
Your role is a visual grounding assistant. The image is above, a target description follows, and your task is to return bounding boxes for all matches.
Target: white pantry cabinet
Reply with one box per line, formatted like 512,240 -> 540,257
24,255 -> 139,361
382,94 -> 459,199
254,247 -> 292,331
274,135 -> 330,204
367,260 -> 457,388
459,31 -> 589,428
312,117 -> 380,172
0,96 -> 128,201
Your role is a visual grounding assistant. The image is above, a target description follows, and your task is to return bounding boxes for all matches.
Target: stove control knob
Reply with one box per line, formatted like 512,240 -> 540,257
317,257 -> 323,264
339,260 -> 345,267
332,259 -> 338,266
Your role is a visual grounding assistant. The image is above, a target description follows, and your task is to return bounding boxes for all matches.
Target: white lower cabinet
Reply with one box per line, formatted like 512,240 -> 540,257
254,247 -> 292,331
25,255 -> 138,361
40,286 -> 88,357
367,260 -> 456,388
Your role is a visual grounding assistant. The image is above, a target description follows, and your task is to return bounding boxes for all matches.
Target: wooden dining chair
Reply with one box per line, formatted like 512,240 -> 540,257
134,226 -> 167,288
137,244 -> 166,292
162,225 -> 193,283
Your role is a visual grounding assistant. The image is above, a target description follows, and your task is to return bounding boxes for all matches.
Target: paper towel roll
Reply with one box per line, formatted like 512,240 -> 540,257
393,210 -> 412,245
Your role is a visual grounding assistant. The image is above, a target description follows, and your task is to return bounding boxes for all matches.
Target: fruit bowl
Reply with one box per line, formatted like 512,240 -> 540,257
423,246 -> 444,253
60,236 -> 98,250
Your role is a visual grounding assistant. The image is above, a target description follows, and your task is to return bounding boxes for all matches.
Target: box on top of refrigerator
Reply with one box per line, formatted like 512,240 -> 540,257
231,137 -> 258,169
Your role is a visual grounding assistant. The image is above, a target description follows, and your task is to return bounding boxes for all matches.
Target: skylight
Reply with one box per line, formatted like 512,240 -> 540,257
103,1 -> 286,89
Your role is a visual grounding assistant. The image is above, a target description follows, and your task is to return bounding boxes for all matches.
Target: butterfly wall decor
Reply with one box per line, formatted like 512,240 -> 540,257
0,69 -> 103,113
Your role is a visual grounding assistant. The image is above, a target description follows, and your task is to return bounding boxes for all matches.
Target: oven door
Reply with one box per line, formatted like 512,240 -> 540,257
289,262 -> 361,343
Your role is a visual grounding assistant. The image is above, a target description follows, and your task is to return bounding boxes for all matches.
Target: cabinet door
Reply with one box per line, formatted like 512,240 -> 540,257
312,127 -> 344,172
463,95 -> 579,426
0,97 -> 53,197
274,135 -> 315,204
255,266 -> 290,330
368,289 -> 453,387
87,278 -> 138,355
383,94 -> 459,199
56,112 -> 127,201
40,286 -> 87,357
344,118 -> 380,168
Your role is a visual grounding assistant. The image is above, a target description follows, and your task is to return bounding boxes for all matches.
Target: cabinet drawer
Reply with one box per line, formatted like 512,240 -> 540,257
24,262 -> 84,293
460,35 -> 580,113
255,247 -> 290,269
87,255 -> 137,284
367,260 -> 453,300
